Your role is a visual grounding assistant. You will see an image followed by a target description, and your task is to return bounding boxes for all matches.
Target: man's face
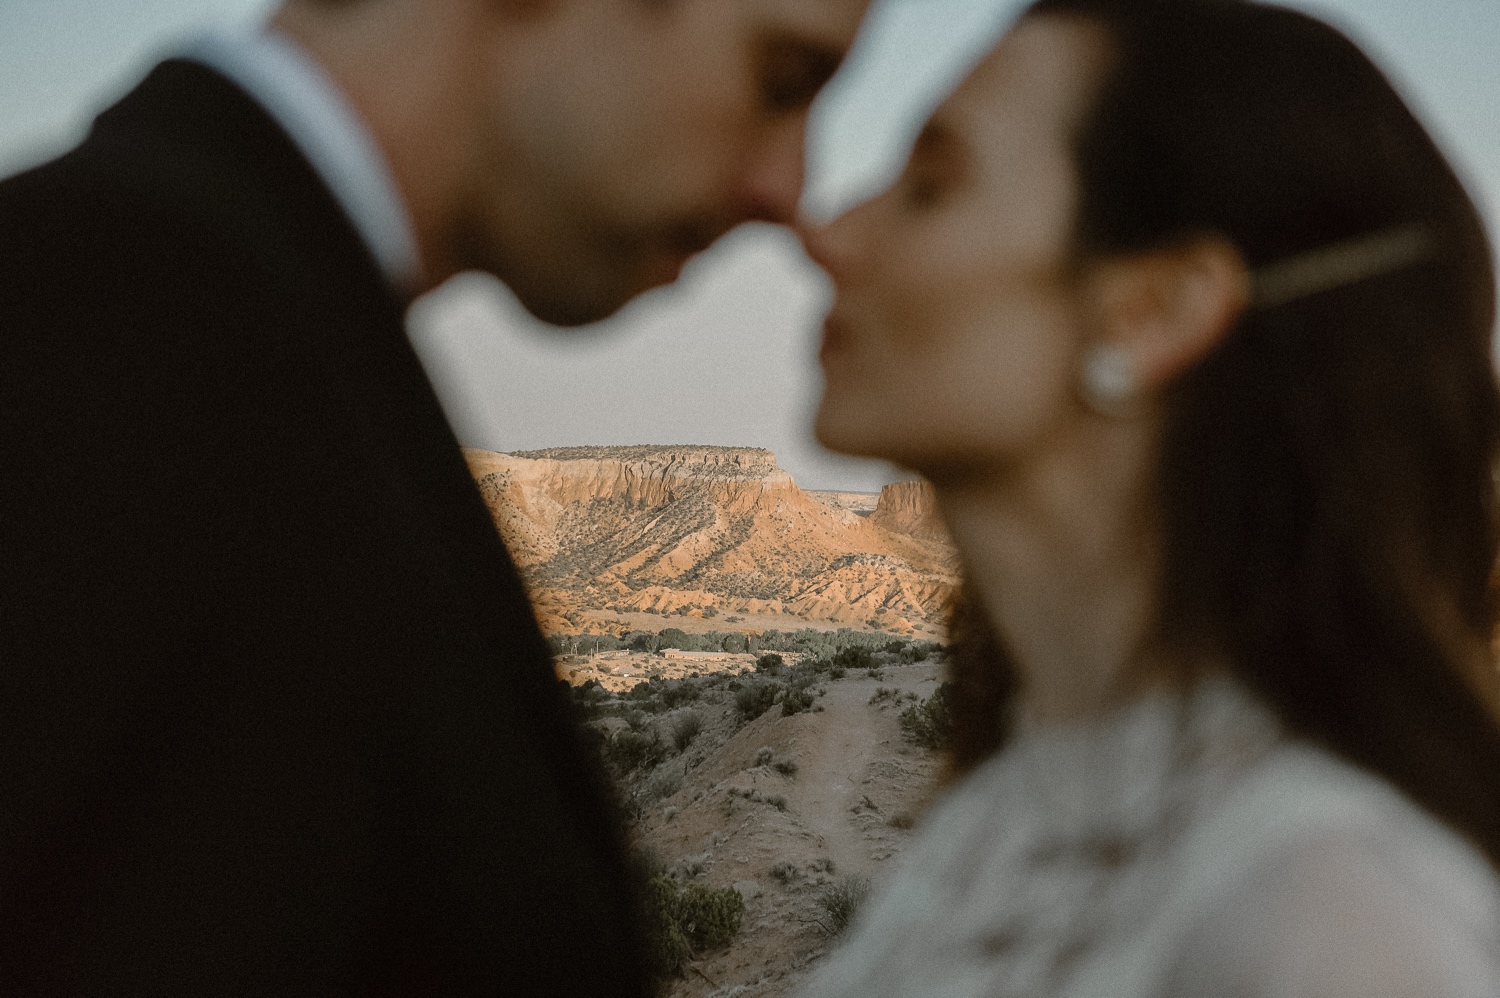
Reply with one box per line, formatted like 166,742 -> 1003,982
460,0 -> 869,326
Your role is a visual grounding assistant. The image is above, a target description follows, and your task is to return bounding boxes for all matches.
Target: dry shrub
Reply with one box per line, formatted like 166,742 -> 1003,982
735,682 -> 779,721
899,682 -> 956,750
671,711 -> 703,752
646,876 -> 746,978
816,876 -> 872,936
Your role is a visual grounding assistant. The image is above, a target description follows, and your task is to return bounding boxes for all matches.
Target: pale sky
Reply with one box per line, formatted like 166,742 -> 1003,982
4,0 -> 1498,491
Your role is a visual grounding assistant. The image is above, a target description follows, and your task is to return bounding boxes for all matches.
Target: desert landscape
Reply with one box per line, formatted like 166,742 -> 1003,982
466,445 -> 960,995
464,445 -> 957,640
571,646 -> 951,998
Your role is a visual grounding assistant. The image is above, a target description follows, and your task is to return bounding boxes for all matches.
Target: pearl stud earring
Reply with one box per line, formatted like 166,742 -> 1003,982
1080,344 -> 1139,417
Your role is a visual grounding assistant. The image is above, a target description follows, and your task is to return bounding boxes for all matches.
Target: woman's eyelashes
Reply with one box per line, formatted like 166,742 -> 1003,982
903,166 -> 950,210
900,123 -> 966,211
758,37 -> 843,115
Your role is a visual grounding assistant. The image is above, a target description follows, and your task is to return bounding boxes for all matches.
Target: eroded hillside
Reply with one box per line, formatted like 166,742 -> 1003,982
465,446 -> 958,636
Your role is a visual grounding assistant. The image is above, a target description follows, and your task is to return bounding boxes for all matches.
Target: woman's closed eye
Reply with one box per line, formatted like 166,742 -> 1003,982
758,36 -> 844,114
901,122 -> 967,211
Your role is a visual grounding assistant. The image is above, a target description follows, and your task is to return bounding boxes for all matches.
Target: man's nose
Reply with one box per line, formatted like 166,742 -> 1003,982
739,120 -> 807,225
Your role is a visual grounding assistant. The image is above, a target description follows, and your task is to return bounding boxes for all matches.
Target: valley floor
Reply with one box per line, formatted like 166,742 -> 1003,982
600,662 -> 948,997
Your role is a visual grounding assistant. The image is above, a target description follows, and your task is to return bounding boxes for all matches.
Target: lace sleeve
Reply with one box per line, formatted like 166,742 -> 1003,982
1163,832 -> 1500,998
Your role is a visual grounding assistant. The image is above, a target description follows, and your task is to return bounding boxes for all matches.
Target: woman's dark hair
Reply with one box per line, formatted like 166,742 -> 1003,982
948,0 -> 1500,862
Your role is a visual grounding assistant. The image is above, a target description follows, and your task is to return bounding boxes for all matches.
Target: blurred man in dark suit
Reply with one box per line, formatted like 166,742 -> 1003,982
0,0 -> 866,993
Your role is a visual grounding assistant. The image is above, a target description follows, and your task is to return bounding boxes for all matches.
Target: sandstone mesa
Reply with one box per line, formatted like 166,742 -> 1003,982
464,445 -> 957,638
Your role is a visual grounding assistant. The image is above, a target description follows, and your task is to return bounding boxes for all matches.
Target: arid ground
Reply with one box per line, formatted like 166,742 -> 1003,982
578,654 -> 949,998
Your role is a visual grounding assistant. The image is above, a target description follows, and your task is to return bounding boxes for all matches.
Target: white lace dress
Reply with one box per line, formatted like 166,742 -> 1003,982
798,677 -> 1500,998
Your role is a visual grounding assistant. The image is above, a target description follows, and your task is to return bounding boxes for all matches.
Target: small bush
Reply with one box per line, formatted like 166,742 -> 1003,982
671,852 -> 709,880
780,669 -> 816,717
780,686 -> 815,716
899,682 -> 955,750
869,686 -> 899,705
772,756 -> 799,777
865,667 -> 886,681
755,653 -> 785,674
730,786 -> 787,811
671,711 -> 703,752
816,877 -> 872,936
735,681 -> 780,721
606,728 -> 668,772
828,665 -> 847,680
754,746 -> 775,767
769,861 -> 800,885
645,876 -> 694,978
658,682 -> 702,711
641,767 -> 683,805
835,646 -> 874,671
675,882 -> 744,950
644,876 -> 745,978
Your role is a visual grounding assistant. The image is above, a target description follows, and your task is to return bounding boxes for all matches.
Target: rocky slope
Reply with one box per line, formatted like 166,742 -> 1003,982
870,480 -> 950,546
464,446 -> 958,635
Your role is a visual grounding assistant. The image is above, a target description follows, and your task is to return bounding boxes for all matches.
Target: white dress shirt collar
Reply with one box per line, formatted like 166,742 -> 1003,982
182,30 -> 423,294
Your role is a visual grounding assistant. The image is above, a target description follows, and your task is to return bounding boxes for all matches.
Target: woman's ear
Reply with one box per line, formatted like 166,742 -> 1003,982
1083,237 -> 1250,394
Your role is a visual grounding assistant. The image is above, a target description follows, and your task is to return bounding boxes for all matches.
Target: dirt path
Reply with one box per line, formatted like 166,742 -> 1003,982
632,663 -> 948,998
778,667 -> 943,881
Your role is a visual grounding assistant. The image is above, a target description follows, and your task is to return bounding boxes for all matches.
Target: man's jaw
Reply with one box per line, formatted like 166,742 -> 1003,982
639,217 -> 734,288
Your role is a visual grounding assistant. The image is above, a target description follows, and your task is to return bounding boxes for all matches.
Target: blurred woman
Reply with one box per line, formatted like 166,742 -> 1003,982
797,0 -> 1500,994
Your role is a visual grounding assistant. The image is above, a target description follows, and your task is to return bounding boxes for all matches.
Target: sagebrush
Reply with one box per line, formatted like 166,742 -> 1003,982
816,876 -> 872,936
899,682 -> 955,749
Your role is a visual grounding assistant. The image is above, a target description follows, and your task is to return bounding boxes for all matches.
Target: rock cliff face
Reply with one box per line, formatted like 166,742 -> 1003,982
464,446 -> 957,635
870,480 -> 950,545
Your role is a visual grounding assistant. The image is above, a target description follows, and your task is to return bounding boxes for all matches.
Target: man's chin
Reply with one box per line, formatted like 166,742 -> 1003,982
508,273 -> 642,328
643,249 -> 695,289
493,216 -> 729,326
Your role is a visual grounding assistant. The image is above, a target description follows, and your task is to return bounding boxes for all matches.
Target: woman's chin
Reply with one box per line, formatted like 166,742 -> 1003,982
814,397 -> 898,463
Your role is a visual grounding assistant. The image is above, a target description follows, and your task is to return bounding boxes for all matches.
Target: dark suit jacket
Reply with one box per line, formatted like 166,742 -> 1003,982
0,60 -> 650,997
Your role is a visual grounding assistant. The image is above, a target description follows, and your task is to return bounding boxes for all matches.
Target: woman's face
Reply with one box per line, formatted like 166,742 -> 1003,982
803,16 -> 1110,477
